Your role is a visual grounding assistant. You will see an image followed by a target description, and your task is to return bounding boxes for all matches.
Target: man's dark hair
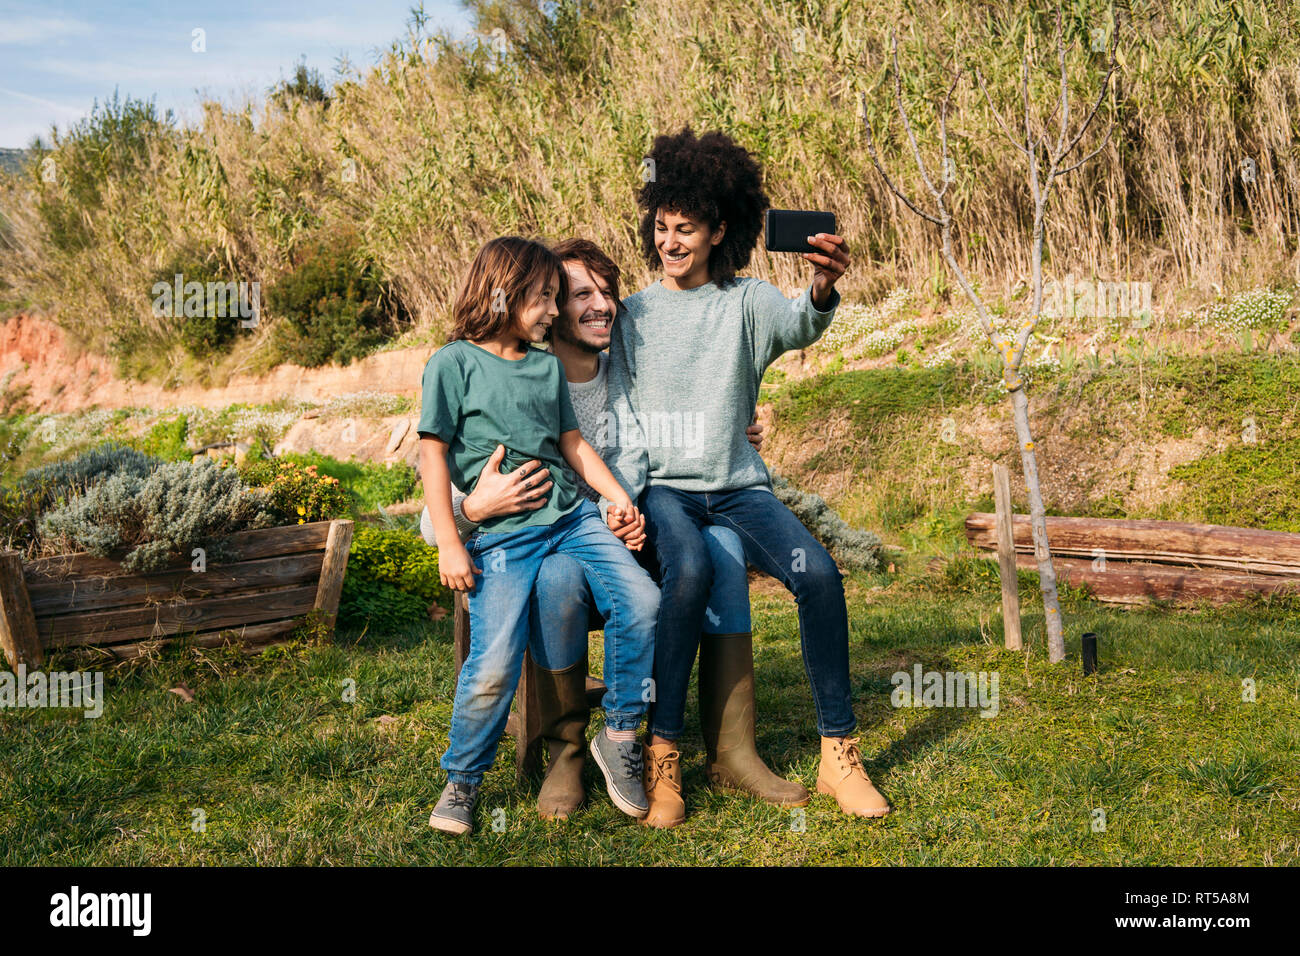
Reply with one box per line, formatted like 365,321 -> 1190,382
636,127 -> 770,288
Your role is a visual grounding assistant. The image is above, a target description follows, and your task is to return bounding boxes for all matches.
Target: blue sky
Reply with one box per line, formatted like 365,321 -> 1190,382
0,1 -> 475,147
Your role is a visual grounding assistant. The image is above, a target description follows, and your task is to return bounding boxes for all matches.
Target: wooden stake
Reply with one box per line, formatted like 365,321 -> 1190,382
0,551 -> 43,668
993,465 -> 1023,650
312,519 -> 354,634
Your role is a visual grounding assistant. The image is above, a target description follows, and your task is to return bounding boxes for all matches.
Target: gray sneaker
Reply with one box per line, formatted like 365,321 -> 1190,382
429,781 -> 480,835
590,731 -> 649,818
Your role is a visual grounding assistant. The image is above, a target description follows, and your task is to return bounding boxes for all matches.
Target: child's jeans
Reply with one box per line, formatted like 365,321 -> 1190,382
441,498 -> 659,785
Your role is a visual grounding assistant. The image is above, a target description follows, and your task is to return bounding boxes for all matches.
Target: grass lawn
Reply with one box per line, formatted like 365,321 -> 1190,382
2,568 -> 1297,866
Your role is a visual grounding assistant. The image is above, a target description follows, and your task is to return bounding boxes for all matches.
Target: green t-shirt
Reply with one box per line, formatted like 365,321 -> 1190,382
417,339 -> 583,532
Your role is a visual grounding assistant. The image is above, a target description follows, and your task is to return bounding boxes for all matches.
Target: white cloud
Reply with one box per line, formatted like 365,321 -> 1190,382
0,16 -> 96,46
0,86 -> 86,117
29,54 -> 278,88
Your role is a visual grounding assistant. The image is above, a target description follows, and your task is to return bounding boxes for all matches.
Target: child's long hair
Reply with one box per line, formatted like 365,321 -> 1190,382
448,236 -> 569,343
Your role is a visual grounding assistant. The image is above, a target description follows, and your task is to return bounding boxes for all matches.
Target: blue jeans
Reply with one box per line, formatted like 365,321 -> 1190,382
529,524 -> 752,673
441,499 -> 659,785
641,484 -> 855,739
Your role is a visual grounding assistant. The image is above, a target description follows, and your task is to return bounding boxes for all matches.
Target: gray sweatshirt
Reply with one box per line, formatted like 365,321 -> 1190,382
599,277 -> 839,507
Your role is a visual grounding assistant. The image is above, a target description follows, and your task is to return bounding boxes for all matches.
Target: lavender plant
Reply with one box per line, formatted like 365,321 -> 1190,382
19,442 -> 162,510
39,458 -> 275,572
769,470 -> 882,572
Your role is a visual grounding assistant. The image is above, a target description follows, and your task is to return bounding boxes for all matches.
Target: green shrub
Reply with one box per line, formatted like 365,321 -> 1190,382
339,525 -> 450,630
39,458 -> 275,572
152,253 -> 247,359
347,462 -> 418,511
269,61 -> 333,110
274,449 -> 417,513
0,484 -> 47,554
769,470 -> 882,571
338,578 -> 429,633
233,456 -> 352,525
32,92 -> 176,256
139,414 -> 192,461
266,233 -> 404,368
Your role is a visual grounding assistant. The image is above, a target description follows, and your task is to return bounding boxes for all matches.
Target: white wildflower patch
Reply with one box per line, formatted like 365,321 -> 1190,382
34,409 -> 121,456
225,406 -> 301,438
819,287 -> 912,355
861,317 -> 919,358
923,339 -> 959,368
319,391 -> 411,418
1197,288 -> 1293,334
950,305 -> 986,342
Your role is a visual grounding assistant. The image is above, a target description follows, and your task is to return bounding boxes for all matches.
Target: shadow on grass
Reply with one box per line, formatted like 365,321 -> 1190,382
857,648 -> 984,776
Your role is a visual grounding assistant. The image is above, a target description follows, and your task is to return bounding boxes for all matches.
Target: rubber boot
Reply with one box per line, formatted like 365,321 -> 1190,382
534,657 -> 590,821
641,741 -> 686,828
699,632 -> 811,807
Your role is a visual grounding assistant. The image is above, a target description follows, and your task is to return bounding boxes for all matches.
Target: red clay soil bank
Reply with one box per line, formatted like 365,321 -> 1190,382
0,313 -> 430,414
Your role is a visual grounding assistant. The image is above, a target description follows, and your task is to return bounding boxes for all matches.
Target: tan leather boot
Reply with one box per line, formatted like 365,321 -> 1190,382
534,657 -> 590,821
817,735 -> 890,818
699,632 -> 810,807
641,741 -> 686,828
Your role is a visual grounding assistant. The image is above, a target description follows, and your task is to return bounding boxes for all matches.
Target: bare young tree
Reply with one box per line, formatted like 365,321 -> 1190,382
860,5 -> 1119,663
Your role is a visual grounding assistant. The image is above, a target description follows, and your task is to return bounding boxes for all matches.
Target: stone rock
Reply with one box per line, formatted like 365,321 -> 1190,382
385,418 -> 410,454
275,414 -> 415,466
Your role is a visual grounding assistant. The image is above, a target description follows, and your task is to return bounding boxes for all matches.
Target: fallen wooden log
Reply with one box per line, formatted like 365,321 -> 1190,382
977,552 -> 1300,606
965,513 -> 1300,576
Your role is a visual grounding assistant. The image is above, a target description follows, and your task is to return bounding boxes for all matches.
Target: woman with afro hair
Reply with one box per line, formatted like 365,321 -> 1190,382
600,127 -> 890,827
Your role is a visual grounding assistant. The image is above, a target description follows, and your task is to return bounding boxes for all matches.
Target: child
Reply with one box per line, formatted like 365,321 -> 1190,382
419,236 -> 659,835
602,128 -> 890,825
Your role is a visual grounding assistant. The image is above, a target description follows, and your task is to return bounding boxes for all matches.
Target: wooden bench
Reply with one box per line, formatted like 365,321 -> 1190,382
451,590 -> 607,781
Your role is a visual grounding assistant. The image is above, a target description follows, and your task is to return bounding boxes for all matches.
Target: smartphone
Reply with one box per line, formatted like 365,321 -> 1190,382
765,209 -> 837,253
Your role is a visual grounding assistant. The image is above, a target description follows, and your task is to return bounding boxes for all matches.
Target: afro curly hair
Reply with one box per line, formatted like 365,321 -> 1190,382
636,127 -> 770,288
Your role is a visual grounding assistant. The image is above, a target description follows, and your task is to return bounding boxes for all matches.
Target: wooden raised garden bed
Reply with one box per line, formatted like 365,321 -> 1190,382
0,519 -> 353,667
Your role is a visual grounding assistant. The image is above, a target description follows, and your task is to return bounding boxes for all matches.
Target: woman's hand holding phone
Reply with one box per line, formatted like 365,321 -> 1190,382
804,233 -> 850,309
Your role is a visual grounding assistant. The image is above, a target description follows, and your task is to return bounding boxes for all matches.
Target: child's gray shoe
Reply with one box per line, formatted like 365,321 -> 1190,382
429,781 -> 480,835
590,732 -> 649,818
